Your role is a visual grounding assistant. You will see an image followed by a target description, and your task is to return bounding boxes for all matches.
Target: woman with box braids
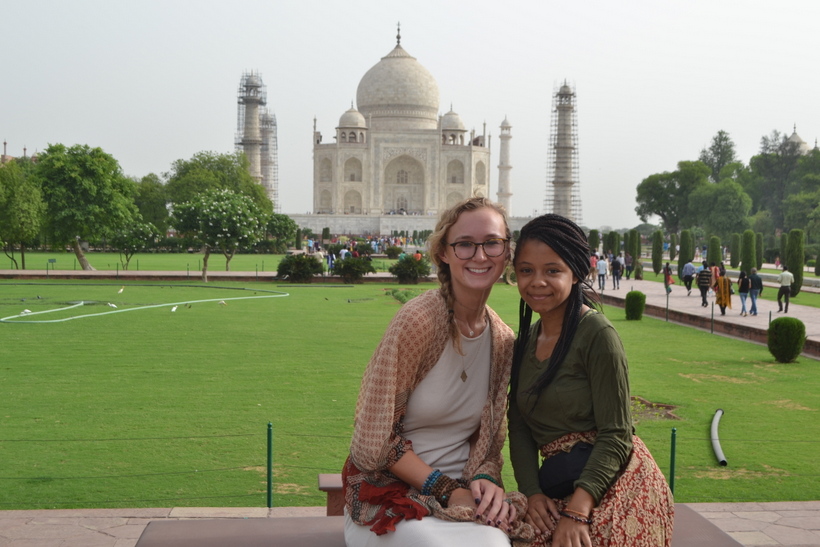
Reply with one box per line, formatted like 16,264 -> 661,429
508,214 -> 674,547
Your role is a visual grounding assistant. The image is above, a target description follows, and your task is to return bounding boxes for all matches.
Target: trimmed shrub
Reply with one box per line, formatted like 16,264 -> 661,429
729,233 -> 740,268
334,256 -> 376,283
756,232 -> 764,270
629,229 -> 640,261
588,230 -> 600,254
385,246 -> 403,259
708,236 -> 722,266
786,229 -> 804,296
651,230 -> 663,275
389,255 -> 431,284
767,317 -> 806,363
625,291 -> 646,320
740,230 -> 756,275
276,253 -> 323,283
633,261 -> 644,280
669,233 -> 677,261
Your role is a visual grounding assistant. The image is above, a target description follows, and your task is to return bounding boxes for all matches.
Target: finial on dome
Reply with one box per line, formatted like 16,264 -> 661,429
397,22 -> 401,45
351,100 -> 354,109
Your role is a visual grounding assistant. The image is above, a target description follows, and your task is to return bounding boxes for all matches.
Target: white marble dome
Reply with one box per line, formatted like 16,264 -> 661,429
356,44 -> 440,130
441,108 -> 465,131
339,106 -> 366,128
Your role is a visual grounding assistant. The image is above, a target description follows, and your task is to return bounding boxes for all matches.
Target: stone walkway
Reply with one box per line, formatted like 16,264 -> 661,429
1,503 -> 820,546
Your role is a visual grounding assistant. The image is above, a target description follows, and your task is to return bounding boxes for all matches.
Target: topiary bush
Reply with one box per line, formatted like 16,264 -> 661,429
276,254 -> 323,283
334,256 -> 376,283
625,291 -> 646,320
385,246 -> 403,259
767,317 -> 806,363
389,255 -> 431,284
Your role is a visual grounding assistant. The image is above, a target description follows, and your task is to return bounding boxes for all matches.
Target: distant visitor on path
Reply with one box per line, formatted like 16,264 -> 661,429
343,197 -> 521,546
715,269 -> 733,316
737,271 -> 751,317
696,261 -> 712,308
749,268 -> 763,316
508,214 -> 674,547
777,265 -> 794,313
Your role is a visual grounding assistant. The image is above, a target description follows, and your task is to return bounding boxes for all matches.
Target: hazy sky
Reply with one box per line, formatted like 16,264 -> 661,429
2,0 -> 818,231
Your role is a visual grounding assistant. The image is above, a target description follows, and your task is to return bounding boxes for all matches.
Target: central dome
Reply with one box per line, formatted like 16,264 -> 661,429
356,44 -> 440,131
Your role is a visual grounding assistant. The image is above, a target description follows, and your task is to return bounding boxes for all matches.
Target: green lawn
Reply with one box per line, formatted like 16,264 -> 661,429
2,251 -> 398,274
0,280 -> 817,509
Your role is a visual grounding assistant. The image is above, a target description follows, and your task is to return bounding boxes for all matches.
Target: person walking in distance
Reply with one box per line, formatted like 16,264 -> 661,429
596,254 -> 608,291
611,254 -> 622,290
749,267 -> 763,316
777,265 -> 795,313
737,271 -> 751,317
681,259 -> 696,296
696,261 -> 712,308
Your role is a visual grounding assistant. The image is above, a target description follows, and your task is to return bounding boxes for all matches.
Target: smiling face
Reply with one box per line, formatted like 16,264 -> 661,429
514,239 -> 578,318
439,207 -> 510,296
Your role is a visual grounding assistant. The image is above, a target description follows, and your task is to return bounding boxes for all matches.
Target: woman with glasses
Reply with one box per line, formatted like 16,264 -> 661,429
508,214 -> 673,547
343,197 -> 522,546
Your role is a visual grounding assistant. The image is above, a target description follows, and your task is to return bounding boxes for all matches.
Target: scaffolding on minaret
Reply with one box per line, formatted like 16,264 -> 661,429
236,71 -> 280,212
544,82 -> 582,224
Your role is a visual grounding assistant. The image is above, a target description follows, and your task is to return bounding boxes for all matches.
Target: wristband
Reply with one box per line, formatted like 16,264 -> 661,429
421,469 -> 442,496
559,510 -> 592,525
471,473 -> 499,486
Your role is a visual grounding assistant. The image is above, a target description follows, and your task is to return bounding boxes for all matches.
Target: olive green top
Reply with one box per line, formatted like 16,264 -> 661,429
508,310 -> 633,504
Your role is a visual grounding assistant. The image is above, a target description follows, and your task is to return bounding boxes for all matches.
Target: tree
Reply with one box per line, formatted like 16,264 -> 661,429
635,161 -> 710,233
687,179 -> 752,239
729,233 -> 741,268
110,221 -> 160,270
35,144 -> 137,270
740,230 -> 756,275
629,228 -> 640,261
607,231 -> 620,256
622,231 -> 631,262
134,173 -> 170,234
165,151 -> 272,213
172,188 -> 266,282
783,191 -> 820,236
0,159 -> 44,269
756,232 -> 764,270
786,229 -> 804,296
651,230 -> 663,275
699,130 -> 738,183
266,213 -> 298,254
294,228 -> 302,250
747,131 -> 802,230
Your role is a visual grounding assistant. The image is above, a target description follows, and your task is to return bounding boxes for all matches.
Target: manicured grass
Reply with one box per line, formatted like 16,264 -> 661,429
2,251 -> 398,274
0,280 -> 817,509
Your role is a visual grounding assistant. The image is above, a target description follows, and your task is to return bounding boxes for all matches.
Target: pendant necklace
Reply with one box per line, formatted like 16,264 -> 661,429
457,315 -> 486,382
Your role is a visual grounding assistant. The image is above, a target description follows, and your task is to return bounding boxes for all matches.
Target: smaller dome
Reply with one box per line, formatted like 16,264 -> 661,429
500,117 -> 512,129
339,107 -> 366,128
441,109 -> 465,131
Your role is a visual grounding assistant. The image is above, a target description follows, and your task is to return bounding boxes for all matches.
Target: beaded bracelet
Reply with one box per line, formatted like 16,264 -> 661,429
430,475 -> 461,507
421,469 -> 442,496
559,510 -> 593,526
471,473 -> 500,486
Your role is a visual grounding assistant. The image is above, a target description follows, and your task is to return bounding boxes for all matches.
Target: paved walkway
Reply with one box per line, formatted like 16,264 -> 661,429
1,503 -> 820,546
2,267 -> 819,546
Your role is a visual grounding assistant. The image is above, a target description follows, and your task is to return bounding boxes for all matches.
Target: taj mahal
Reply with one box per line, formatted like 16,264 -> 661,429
284,30 -> 522,236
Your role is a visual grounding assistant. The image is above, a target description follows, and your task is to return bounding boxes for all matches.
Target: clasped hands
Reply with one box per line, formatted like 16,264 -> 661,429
448,478 -> 517,532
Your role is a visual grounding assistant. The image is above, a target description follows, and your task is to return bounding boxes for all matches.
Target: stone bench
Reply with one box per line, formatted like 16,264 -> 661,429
135,503 -> 741,546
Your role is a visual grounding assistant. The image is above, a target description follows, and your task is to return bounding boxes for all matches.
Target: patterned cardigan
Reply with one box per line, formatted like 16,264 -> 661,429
343,289 -> 516,534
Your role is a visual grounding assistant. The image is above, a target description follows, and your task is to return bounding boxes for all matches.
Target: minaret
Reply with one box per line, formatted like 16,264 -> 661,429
496,117 -> 512,214
545,82 -> 582,222
237,72 -> 266,182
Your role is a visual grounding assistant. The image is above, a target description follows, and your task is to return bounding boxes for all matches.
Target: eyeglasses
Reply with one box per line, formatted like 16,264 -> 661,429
448,238 -> 509,259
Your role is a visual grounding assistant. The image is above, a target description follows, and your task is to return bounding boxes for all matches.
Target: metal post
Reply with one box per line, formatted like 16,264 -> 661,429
186,264 -> 190,280
665,290 -> 669,322
669,427 -> 677,495
267,422 -> 273,508
256,265 -> 258,282
116,263 -> 119,279
137,259 -> 139,271
710,303 -> 714,334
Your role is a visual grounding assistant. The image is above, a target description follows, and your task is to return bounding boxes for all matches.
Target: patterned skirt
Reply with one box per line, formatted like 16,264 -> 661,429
522,432 -> 674,547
